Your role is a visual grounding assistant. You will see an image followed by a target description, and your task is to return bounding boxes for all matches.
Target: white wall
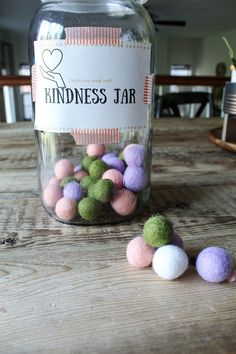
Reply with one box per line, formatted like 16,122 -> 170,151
196,28 -> 236,76
156,28 -> 236,76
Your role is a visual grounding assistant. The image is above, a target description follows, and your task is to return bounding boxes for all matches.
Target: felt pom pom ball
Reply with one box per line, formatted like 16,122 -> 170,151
43,184 -> 63,208
106,157 -> 126,174
87,144 -> 105,157
102,169 -> 123,189
54,159 -> 74,179
60,176 -> 75,188
80,175 -> 95,191
123,144 -> 145,167
63,181 -> 84,201
55,197 -> 77,221
143,215 -> 173,248
123,166 -> 146,192
48,177 -> 60,186
74,170 -> 89,181
89,160 -> 108,180
78,197 -> 101,221
152,245 -> 189,280
171,232 -> 184,249
126,236 -> 155,268
101,152 -> 117,164
82,156 -> 97,171
92,179 -> 114,203
196,246 -> 233,283
111,189 -> 137,216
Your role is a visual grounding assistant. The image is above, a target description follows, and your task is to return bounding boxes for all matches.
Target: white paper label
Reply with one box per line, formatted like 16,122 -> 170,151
33,30 -> 152,138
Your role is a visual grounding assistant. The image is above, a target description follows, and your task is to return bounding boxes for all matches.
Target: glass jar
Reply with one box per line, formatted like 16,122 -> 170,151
29,0 -> 156,224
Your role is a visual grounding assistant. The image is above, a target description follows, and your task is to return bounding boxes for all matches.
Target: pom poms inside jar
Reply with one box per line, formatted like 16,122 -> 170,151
41,142 -> 149,224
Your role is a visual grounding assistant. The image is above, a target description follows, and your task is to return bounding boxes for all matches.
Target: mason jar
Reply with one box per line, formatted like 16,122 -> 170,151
29,0 -> 156,224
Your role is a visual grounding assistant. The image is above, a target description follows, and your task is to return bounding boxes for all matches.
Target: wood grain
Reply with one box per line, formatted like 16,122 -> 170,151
0,118 -> 235,354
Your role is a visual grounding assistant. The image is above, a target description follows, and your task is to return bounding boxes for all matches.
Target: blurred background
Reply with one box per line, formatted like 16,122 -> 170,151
1,0 -> 236,122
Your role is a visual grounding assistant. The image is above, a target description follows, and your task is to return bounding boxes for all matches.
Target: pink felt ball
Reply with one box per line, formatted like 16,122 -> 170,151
43,184 -> 63,208
74,170 -> 89,181
87,144 -> 105,157
102,169 -> 123,189
55,197 -> 77,221
111,189 -> 137,215
54,159 -> 74,180
126,236 -> 155,267
49,177 -> 60,186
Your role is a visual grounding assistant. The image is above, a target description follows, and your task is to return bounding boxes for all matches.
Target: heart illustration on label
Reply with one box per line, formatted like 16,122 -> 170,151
42,49 -> 63,71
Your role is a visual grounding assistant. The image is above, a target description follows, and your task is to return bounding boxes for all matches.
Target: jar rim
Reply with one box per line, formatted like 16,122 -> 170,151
40,0 -> 148,4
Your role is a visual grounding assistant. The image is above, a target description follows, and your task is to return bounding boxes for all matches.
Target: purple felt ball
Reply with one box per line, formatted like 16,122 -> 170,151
101,152 -> 117,164
124,144 -> 145,167
63,181 -> 85,201
196,246 -> 233,283
123,166 -> 146,192
105,157 -> 126,173
74,164 -> 82,173
171,232 -> 184,249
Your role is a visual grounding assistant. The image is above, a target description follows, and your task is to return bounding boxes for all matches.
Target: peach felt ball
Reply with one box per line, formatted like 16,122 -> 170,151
87,144 -> 105,157
43,184 -> 63,208
55,197 -> 77,221
126,236 -> 155,267
111,189 -> 137,215
54,159 -> 74,180
74,170 -> 89,181
102,169 -> 123,189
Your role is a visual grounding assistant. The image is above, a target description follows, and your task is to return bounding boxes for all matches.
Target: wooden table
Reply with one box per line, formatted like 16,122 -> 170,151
0,118 -> 235,354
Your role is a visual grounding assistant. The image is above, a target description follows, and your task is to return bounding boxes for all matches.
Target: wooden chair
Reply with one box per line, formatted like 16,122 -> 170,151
156,91 -> 215,117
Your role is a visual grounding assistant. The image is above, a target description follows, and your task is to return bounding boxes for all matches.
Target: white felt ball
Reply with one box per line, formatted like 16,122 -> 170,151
152,245 -> 189,280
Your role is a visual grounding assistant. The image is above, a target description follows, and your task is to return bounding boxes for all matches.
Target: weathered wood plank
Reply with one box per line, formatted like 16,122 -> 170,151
0,118 -> 235,354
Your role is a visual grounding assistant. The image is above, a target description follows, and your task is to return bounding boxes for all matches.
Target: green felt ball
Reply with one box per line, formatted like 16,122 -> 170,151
78,197 -> 101,221
87,183 -> 96,198
59,176 -> 76,188
143,215 -> 173,247
118,151 -> 124,161
82,156 -> 97,171
88,159 -> 108,180
80,175 -> 95,191
92,179 -> 114,203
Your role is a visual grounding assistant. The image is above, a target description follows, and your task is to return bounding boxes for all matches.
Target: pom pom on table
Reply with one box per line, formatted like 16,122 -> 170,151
63,181 -> 85,201
171,232 -> 184,249
143,215 -> 173,248
152,245 -> 189,280
123,144 -> 145,167
196,246 -> 233,283
78,197 -> 101,221
43,184 -> 63,208
102,169 -> 123,189
123,166 -> 146,192
126,236 -> 155,268
86,144 -> 105,157
54,159 -> 74,180
89,159 -> 108,180
111,189 -> 137,216
55,197 -> 77,221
